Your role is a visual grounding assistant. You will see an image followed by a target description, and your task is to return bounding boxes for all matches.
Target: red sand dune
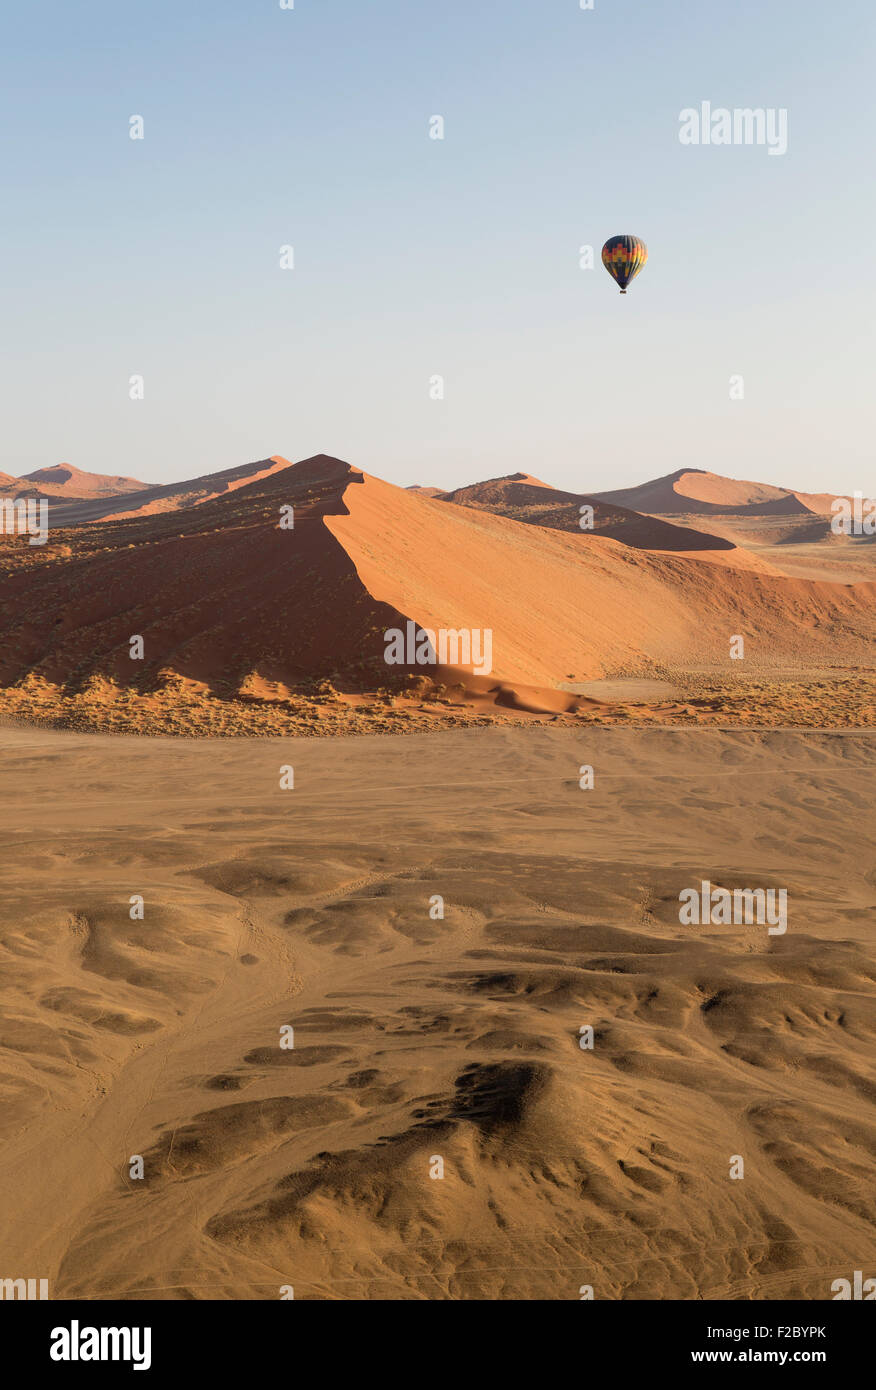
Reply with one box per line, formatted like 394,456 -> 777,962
0,471 -> 31,495
0,455 -> 869,703
17,462 -> 149,500
45,455 -> 296,525
594,467 -> 846,518
328,466 -> 872,684
435,471 -> 777,570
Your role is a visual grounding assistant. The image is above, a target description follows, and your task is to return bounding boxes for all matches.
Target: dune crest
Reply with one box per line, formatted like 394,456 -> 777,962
594,467 -> 849,519
17,462 -> 149,500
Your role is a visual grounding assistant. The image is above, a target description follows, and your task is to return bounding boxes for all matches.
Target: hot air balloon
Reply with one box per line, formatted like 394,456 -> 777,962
601,235 -> 648,294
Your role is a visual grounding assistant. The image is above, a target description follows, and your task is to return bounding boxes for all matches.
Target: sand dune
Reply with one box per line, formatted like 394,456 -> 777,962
594,468 -> 847,518
436,471 -> 779,571
0,448 -> 873,1303
329,466 -> 873,685
15,463 -> 149,501
45,455 -> 296,525
0,471 -> 35,494
0,455 -> 871,730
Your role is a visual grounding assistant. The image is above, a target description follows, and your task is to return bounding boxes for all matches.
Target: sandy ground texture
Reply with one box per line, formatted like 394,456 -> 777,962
0,723 -> 873,1300
0,669 -> 873,736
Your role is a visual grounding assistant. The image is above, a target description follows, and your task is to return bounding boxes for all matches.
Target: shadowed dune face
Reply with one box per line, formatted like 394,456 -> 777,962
0,724 -> 872,1300
0,459 -> 409,695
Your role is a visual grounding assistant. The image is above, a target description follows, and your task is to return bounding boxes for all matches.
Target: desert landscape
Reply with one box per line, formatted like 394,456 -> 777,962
0,453 -> 873,1299
0,453 -> 873,735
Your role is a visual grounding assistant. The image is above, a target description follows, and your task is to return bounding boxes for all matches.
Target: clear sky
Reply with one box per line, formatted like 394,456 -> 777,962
1,0 -> 874,495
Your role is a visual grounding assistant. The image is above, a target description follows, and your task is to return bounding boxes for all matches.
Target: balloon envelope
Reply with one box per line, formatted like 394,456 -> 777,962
601,235 -> 648,293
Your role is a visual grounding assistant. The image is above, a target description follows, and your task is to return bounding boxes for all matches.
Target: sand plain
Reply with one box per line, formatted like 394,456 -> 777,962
0,722 -> 873,1300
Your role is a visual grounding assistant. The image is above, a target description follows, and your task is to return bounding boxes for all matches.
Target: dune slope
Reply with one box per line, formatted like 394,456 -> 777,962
595,468 -> 846,518
17,463 -> 149,500
439,472 -> 745,550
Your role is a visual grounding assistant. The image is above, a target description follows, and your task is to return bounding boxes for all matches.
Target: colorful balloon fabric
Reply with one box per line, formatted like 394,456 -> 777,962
601,235 -> 648,293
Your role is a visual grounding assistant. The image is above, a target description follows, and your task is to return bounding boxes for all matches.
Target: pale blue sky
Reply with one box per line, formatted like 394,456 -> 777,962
1,0 -> 873,495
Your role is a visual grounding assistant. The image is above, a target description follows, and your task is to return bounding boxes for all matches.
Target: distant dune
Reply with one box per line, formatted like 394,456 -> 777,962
15,462 -> 149,500
44,455 -> 296,525
435,471 -> 778,570
0,472 -> 33,496
594,467 -> 846,518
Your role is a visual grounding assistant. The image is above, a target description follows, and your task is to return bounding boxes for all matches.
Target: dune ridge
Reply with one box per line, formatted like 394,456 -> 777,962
593,467 -> 850,518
